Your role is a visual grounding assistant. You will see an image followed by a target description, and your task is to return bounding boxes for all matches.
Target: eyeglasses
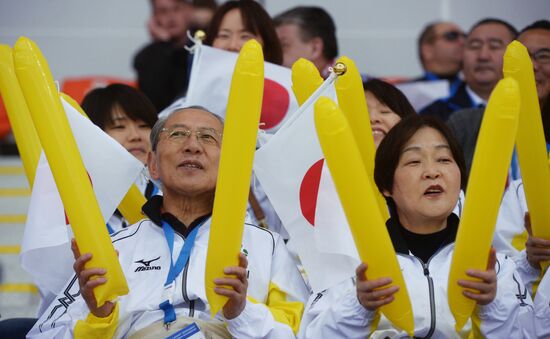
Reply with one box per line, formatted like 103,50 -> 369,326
161,126 -> 222,146
531,48 -> 550,65
438,31 -> 466,42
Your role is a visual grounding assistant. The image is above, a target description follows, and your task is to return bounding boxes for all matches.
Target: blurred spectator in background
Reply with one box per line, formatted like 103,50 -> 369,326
133,0 -> 193,112
188,0 -> 217,36
274,6 -> 337,77
204,0 -> 282,65
414,21 -> 465,94
447,19 -> 550,177
420,18 -> 517,122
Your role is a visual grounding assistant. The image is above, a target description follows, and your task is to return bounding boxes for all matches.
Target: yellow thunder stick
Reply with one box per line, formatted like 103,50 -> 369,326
60,92 -> 146,224
503,41 -> 550,241
334,57 -> 389,221
291,58 -> 323,106
314,96 -> 414,336
448,78 -> 520,332
13,37 -> 128,307
205,39 -> 264,317
0,45 -> 41,187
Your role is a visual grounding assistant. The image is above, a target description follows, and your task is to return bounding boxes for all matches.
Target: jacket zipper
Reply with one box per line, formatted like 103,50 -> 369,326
401,244 -> 453,338
421,261 -> 436,339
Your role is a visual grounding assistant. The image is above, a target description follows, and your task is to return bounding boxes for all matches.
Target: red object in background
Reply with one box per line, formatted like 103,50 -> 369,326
61,76 -> 136,104
0,95 -> 11,139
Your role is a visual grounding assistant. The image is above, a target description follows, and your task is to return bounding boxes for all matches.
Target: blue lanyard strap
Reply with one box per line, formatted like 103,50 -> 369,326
159,219 -> 204,328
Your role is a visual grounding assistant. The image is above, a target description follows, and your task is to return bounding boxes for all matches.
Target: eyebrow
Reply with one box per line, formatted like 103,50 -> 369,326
167,123 -> 218,131
401,144 -> 450,154
111,115 -> 128,122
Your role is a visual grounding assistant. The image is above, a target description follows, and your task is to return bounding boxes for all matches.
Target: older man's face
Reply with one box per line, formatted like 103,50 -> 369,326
149,108 -> 223,198
463,23 -> 514,90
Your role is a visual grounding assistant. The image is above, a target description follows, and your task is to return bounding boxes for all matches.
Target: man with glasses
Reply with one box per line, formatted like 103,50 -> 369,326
414,21 -> 465,94
29,106 -> 309,338
518,20 -> 550,104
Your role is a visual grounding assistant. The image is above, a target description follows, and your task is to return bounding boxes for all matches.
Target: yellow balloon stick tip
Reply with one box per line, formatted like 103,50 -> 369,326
334,56 -> 389,221
503,40 -> 530,76
291,58 -> 323,106
314,96 -> 414,336
0,44 -> 41,187
503,40 -> 550,240
13,36 -> 128,306
205,39 -> 264,317
448,78 -> 520,332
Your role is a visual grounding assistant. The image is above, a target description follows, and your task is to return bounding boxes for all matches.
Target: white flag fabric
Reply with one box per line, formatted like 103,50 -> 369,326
160,45 -> 298,133
20,98 -> 144,308
254,77 -> 466,293
254,78 -> 361,293
396,80 -> 450,112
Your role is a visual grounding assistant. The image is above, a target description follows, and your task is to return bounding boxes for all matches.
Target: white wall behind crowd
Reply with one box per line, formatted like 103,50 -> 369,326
0,0 -> 548,81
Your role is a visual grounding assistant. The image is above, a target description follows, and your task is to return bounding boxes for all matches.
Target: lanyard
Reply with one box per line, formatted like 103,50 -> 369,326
106,223 -> 115,235
159,219 -> 206,328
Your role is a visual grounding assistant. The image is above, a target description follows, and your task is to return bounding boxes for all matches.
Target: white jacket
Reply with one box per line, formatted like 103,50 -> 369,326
299,215 -> 534,338
28,197 -> 309,338
534,269 -> 550,337
494,179 -> 542,293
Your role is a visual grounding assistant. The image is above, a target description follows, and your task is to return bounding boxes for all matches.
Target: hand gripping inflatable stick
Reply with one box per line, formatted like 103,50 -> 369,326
205,39 -> 264,317
314,96 -> 414,336
13,37 -> 128,307
448,78 -> 520,332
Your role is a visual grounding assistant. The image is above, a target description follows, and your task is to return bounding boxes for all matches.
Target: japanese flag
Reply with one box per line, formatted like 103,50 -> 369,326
20,98 -> 144,304
161,44 -> 298,133
253,78 -> 361,293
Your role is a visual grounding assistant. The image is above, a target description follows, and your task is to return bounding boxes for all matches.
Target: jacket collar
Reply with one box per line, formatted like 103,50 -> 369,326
142,195 -> 211,237
386,213 -> 459,256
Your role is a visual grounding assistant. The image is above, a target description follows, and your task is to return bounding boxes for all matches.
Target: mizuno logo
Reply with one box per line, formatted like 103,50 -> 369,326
135,256 -> 161,272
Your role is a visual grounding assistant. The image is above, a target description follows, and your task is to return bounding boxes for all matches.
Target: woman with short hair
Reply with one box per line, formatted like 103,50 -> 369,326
299,115 -> 532,338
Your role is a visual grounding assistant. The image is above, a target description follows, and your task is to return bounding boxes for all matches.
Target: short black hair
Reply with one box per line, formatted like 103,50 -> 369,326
469,18 -> 518,40
273,6 -> 338,61
519,19 -> 550,35
81,84 -> 158,131
363,79 -> 417,119
374,115 -> 467,198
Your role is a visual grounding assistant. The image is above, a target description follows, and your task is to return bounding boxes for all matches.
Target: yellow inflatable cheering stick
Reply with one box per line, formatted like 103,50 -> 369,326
503,41 -> 550,241
60,92 -> 146,224
0,45 -> 41,187
205,39 -> 264,317
334,57 -> 389,221
13,37 -> 128,307
448,78 -> 520,332
291,58 -> 323,106
314,96 -> 414,336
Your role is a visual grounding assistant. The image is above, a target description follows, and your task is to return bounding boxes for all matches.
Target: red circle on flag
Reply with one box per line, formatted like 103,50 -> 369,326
260,79 -> 290,130
299,159 -> 324,227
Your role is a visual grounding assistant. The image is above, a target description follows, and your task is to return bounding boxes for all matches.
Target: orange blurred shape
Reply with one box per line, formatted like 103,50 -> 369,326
61,76 -> 136,104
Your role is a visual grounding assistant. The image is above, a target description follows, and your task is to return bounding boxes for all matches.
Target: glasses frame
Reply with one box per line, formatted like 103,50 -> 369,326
531,48 -> 550,65
439,30 -> 466,42
160,126 -> 223,147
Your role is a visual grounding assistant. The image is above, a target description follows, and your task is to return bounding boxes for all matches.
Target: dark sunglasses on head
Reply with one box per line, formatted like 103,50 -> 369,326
440,31 -> 466,42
